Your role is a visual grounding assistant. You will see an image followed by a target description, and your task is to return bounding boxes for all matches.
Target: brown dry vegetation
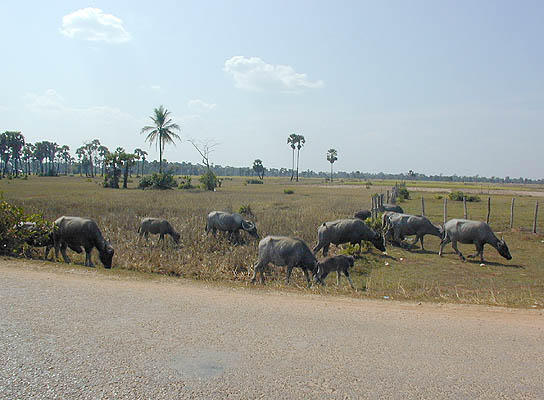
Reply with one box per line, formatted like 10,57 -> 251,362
1,175 -> 543,308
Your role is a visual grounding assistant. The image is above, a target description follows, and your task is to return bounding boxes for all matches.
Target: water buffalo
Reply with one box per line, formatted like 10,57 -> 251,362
384,213 -> 443,251
205,211 -> 258,242
18,222 -> 54,260
315,254 -> 356,289
439,219 -> 512,262
353,209 -> 371,220
53,216 -> 114,268
379,204 -> 404,213
313,219 -> 386,256
251,236 -> 317,285
138,218 -> 180,244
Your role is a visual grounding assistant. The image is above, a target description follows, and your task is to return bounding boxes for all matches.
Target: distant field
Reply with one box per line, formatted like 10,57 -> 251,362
1,175 -> 543,308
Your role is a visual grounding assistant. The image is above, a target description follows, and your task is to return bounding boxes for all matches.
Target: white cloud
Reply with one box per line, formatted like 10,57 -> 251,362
223,56 -> 324,93
60,8 -> 130,43
140,84 -> 162,92
24,89 -> 137,123
188,99 -> 216,112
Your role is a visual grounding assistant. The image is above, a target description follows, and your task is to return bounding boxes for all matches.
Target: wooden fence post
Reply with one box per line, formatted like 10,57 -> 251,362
510,198 -> 515,229
421,197 -> 425,216
533,201 -> 539,234
386,190 -> 390,203
486,197 -> 491,224
443,198 -> 447,225
463,196 -> 467,219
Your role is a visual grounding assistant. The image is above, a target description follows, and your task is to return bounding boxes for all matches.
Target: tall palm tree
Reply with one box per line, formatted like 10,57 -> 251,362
133,148 -> 146,177
287,133 -> 298,181
295,134 -> 305,182
141,105 -> 181,174
326,149 -> 338,182
59,145 -> 71,175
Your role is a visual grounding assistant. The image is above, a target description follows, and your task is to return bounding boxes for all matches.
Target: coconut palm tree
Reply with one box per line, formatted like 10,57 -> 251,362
287,133 -> 298,181
294,134 -> 305,182
326,149 -> 338,182
141,106 -> 181,174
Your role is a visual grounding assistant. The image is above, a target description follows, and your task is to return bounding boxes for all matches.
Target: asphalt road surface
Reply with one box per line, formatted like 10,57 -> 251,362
1,259 -> 543,399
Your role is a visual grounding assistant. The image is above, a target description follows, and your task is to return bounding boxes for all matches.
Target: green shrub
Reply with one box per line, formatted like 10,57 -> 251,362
0,198 -> 51,256
199,170 -> 218,191
178,175 -> 195,190
284,189 -> 295,195
139,173 -> 177,190
449,191 -> 481,202
398,187 -> 410,200
246,179 -> 263,184
435,195 -> 443,200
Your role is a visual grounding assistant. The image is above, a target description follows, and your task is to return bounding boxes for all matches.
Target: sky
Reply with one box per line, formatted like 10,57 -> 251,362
0,0 -> 543,178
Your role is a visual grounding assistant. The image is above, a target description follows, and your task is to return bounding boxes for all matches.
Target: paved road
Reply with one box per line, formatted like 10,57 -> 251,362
1,259 -> 543,399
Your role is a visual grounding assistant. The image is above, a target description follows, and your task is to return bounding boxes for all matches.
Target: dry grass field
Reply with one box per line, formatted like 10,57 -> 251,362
1,175 -> 543,308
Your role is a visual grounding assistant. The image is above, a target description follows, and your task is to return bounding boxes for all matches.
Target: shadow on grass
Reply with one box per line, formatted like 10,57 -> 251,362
465,259 -> 525,269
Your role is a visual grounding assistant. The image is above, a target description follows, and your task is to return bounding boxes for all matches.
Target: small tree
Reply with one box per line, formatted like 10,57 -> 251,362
119,151 -> 136,189
103,149 -> 122,188
199,170 -> 218,191
252,159 -> 265,179
326,149 -> 338,181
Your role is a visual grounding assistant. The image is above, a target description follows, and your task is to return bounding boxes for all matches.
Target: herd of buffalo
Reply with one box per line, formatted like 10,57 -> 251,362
20,202 -> 512,289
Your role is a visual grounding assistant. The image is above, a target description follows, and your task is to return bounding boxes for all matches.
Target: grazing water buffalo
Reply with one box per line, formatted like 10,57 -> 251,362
53,216 -> 114,268
251,236 -> 317,285
315,255 -> 356,289
313,219 -> 386,256
205,211 -> 258,242
384,213 -> 443,251
353,209 -> 371,220
439,219 -> 512,262
18,222 -> 54,260
138,218 -> 180,244
379,204 -> 404,213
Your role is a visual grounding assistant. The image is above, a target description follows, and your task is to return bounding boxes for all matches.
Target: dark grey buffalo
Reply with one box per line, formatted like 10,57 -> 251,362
251,236 -> 317,285
138,218 -> 180,244
315,254 -> 356,289
384,213 -> 443,251
378,204 -> 404,213
439,219 -> 512,262
313,219 -> 386,256
205,211 -> 258,242
53,216 -> 114,268
19,222 -> 54,260
353,209 -> 371,220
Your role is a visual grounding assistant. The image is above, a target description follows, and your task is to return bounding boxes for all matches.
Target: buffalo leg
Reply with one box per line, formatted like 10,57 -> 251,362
317,270 -> 329,285
344,270 -> 356,290
312,242 -> 324,256
85,246 -> 95,267
439,236 -> 451,257
336,271 -> 341,286
451,240 -> 465,261
322,244 -> 330,257
251,262 -> 265,284
419,235 -> 425,251
303,269 -> 312,287
467,242 -> 483,260
60,243 -> 71,264
44,245 -> 52,260
286,266 -> 294,284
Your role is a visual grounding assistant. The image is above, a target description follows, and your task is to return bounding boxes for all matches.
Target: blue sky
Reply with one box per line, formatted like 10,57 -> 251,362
1,0 -> 542,178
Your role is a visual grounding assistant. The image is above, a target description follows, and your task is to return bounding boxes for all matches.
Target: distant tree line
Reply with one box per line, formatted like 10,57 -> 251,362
1,130 -> 542,184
